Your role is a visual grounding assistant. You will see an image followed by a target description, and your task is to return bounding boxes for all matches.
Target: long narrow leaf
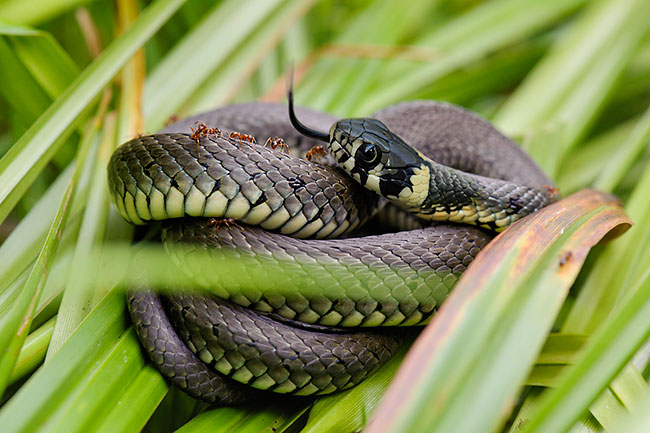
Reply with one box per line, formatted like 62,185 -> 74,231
0,0 -> 186,225
520,267 -> 650,433
365,190 -> 631,433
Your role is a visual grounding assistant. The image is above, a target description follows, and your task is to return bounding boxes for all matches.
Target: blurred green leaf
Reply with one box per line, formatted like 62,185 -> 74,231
520,267 -> 650,433
495,0 -> 650,158
0,0 -> 92,26
364,191 -> 631,433
144,0 -> 309,129
0,291 -> 130,433
0,23 -> 79,99
351,0 -> 587,115
183,0 -> 317,115
0,0 -> 186,226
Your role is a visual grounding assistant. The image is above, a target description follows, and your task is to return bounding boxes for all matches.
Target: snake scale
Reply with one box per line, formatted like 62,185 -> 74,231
107,100 -> 556,404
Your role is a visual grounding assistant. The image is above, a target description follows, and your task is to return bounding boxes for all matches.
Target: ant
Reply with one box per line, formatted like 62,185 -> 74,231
165,114 -> 179,126
305,145 -> 326,163
264,136 -> 289,154
544,185 -> 560,196
206,217 -> 239,230
229,131 -> 256,145
190,122 -> 222,154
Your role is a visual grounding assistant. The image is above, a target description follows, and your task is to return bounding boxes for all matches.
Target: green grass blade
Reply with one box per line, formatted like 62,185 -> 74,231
143,0 -> 287,130
0,127 -> 93,394
182,0 -> 316,115
494,0 -> 650,153
0,23 -> 80,100
593,105 -> 650,192
520,268 -> 650,433
0,164 -> 72,294
563,162 -> 650,335
557,118 -> 638,193
0,291 -> 129,432
0,0 -> 186,226
175,401 -> 307,433
93,365 -> 167,433
610,390 -> 650,433
0,0 -> 92,26
364,191 -> 630,433
0,35 -> 52,134
536,334 -> 587,365
589,388 -> 626,430
306,0 -> 440,114
43,329 -> 145,433
353,0 -> 586,115
8,316 -> 55,384
45,115 -> 114,358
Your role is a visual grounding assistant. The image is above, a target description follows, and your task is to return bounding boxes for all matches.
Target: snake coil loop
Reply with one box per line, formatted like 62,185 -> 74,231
109,100 -> 556,404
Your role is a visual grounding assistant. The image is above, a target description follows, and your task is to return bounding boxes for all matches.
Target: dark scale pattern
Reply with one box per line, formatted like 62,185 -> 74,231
373,101 -> 555,190
162,219 -> 491,327
127,290 -> 257,404
108,133 -> 379,239
418,162 -> 553,230
114,102 -> 558,405
164,294 -> 401,395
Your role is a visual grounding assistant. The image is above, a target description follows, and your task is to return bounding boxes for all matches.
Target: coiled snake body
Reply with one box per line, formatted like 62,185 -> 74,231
107,101 -> 556,404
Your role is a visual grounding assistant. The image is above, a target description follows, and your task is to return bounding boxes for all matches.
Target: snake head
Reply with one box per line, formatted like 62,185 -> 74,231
287,82 -> 428,204
328,118 -> 428,202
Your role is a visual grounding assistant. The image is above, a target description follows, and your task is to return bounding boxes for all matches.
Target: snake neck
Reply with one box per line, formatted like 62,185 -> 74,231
395,157 -> 555,231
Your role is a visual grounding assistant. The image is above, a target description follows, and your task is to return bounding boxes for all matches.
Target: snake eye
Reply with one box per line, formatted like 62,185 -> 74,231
358,143 -> 380,167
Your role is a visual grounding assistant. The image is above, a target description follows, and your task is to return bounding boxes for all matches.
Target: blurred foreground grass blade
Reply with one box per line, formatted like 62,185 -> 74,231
364,190 -> 631,433
494,0 -> 650,155
0,0 -> 91,26
0,291 -> 130,433
520,268 -> 650,433
0,0 -> 186,226
0,119 -> 95,394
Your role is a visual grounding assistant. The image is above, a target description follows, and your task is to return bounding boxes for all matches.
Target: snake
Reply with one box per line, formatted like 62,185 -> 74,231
107,97 -> 556,404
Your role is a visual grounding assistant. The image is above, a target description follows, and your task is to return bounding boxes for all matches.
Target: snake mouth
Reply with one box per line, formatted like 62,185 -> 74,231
382,163 -> 421,172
